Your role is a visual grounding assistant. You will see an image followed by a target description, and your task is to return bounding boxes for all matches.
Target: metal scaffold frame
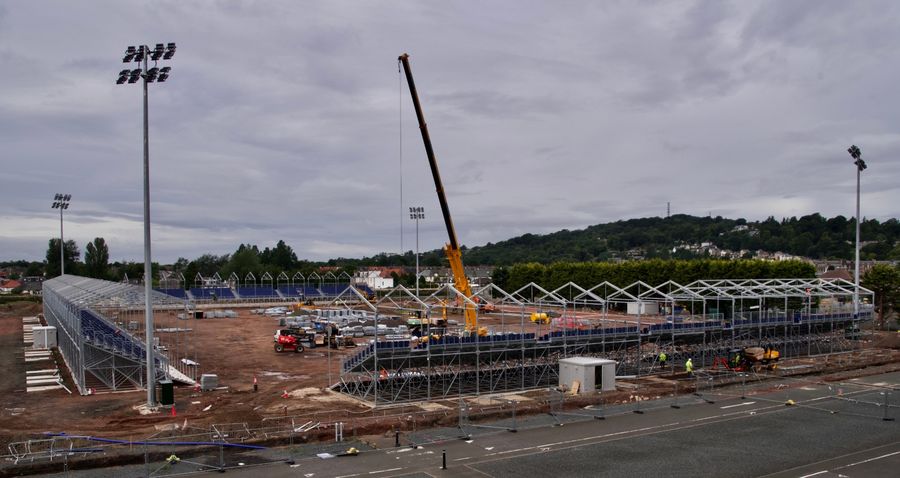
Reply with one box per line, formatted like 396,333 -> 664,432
42,276 -> 186,395
332,278 -> 875,406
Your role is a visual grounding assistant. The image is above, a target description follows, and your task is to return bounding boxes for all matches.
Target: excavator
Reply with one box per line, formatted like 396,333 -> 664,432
399,53 -> 487,337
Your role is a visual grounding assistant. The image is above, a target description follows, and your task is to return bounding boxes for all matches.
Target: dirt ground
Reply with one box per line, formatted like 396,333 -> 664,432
1,300 -> 898,448
0,303 -> 374,445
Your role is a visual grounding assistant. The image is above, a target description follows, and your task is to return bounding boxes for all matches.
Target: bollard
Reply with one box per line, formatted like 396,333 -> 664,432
395,429 -> 400,447
741,373 -> 746,400
884,392 -> 895,422
218,443 -> 225,473
442,449 -> 447,470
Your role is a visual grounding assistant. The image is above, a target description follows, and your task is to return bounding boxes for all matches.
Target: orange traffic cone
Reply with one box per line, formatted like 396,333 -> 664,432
281,389 -> 289,399
171,406 -> 177,417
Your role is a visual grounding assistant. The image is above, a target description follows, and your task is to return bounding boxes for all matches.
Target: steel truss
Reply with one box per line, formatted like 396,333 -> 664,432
42,276 -> 182,395
333,278 -> 874,405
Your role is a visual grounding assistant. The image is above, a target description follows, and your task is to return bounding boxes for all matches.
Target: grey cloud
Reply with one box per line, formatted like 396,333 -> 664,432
1,1 -> 898,263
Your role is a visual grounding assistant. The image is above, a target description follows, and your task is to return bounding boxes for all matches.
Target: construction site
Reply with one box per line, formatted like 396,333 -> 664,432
1,54 -> 899,476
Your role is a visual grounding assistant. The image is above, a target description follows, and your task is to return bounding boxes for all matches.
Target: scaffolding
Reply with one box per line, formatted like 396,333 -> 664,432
334,278 -> 875,405
42,275 -> 190,395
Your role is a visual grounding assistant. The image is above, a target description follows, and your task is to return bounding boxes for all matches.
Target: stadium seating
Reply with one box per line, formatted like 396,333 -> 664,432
154,288 -> 187,299
236,286 -> 277,298
190,287 -> 235,300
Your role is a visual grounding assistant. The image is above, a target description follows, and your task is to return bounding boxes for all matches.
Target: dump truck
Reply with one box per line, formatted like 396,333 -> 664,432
719,345 -> 780,371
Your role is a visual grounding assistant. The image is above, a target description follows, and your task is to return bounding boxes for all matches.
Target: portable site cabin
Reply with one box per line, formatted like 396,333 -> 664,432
558,357 -> 616,394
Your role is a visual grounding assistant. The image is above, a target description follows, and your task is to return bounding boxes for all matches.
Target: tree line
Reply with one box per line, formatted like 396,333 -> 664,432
491,259 -> 817,292
316,214 -> 900,268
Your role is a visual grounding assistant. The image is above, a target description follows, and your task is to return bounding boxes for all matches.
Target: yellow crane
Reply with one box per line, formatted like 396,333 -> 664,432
399,53 -> 486,336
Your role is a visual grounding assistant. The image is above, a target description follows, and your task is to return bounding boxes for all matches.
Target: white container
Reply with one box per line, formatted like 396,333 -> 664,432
626,302 -> 659,315
558,357 -> 616,393
32,326 -> 57,349
200,374 -> 218,391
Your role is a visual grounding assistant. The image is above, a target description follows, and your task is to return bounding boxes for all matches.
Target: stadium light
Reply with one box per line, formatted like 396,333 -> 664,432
117,42 -> 175,409
51,194 -> 71,276
410,207 -> 425,298
847,145 -> 866,323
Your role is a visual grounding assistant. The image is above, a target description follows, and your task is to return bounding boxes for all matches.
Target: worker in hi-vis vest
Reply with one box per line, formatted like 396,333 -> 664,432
659,351 -> 667,367
685,357 -> 694,375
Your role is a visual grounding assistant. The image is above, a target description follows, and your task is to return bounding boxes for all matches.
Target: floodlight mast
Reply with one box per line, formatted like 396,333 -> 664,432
51,194 -> 71,276
117,42 -> 175,408
847,145 -> 866,322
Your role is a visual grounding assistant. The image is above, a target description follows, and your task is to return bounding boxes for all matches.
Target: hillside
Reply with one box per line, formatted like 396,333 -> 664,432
331,214 -> 900,267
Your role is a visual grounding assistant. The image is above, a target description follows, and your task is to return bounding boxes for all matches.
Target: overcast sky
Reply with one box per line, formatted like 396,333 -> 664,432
2,1 -> 899,264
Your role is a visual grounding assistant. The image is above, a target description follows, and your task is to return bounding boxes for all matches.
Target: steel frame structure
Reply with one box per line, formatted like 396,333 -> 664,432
42,276 -> 183,395
333,278 -> 874,405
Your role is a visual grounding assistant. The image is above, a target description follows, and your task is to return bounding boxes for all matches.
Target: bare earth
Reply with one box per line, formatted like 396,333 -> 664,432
1,301 -> 898,447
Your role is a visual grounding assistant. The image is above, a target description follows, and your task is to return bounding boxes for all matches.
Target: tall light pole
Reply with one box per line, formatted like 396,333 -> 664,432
847,145 -> 866,321
410,207 -> 424,297
117,43 -> 175,408
51,194 -> 71,276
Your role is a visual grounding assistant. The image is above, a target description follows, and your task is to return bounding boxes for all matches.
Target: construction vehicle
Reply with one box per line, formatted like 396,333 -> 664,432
530,312 -> 551,324
715,345 -> 780,371
530,310 -> 560,324
399,53 -> 486,337
273,328 -> 314,353
313,322 -> 355,348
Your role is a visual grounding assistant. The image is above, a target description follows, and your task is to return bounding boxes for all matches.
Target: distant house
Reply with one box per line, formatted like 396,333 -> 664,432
819,269 -> 853,281
420,266 -> 495,287
0,279 -> 22,294
353,268 -> 401,290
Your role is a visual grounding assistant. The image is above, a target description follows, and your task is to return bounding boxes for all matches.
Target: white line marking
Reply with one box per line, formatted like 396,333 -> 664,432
336,474 -> 360,478
369,468 -> 402,474
453,456 -> 472,461
721,401 -> 756,409
798,471 -> 828,478
842,450 -> 900,468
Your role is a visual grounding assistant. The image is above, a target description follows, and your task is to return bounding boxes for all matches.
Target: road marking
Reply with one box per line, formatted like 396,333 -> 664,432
720,401 -> 756,409
368,468 -> 402,474
335,474 -> 360,478
841,449 -> 900,468
798,471 -> 828,478
453,456 -> 472,461
386,448 -> 412,454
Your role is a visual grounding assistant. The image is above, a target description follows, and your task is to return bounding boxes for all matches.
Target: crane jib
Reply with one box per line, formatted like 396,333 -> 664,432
398,53 -> 459,251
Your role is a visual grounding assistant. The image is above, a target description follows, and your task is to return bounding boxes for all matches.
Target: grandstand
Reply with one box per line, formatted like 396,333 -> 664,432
43,275 -> 179,395
333,278 -> 876,405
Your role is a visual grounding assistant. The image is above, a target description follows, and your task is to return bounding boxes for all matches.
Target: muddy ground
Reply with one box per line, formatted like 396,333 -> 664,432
1,300 -> 898,448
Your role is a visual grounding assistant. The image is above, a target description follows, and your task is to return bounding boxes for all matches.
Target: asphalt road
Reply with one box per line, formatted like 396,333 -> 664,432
37,371 -> 899,478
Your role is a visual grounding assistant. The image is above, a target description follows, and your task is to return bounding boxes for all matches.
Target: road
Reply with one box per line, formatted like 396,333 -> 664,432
38,371 -> 899,478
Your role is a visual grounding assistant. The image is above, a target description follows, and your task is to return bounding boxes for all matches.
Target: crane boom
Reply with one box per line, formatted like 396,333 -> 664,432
398,53 -> 479,333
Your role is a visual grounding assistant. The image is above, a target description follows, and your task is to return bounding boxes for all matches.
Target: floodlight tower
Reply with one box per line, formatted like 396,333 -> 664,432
117,42 -> 175,408
410,207 -> 425,297
51,194 -> 71,276
847,144 -> 866,321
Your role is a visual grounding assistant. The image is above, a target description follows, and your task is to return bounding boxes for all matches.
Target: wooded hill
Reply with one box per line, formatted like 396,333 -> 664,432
333,213 -> 900,268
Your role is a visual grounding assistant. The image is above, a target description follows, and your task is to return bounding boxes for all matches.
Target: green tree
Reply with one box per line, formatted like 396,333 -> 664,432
45,238 -> 80,277
491,266 -> 510,289
861,264 -> 900,329
262,240 -> 298,270
84,237 -> 110,279
223,244 -> 262,280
